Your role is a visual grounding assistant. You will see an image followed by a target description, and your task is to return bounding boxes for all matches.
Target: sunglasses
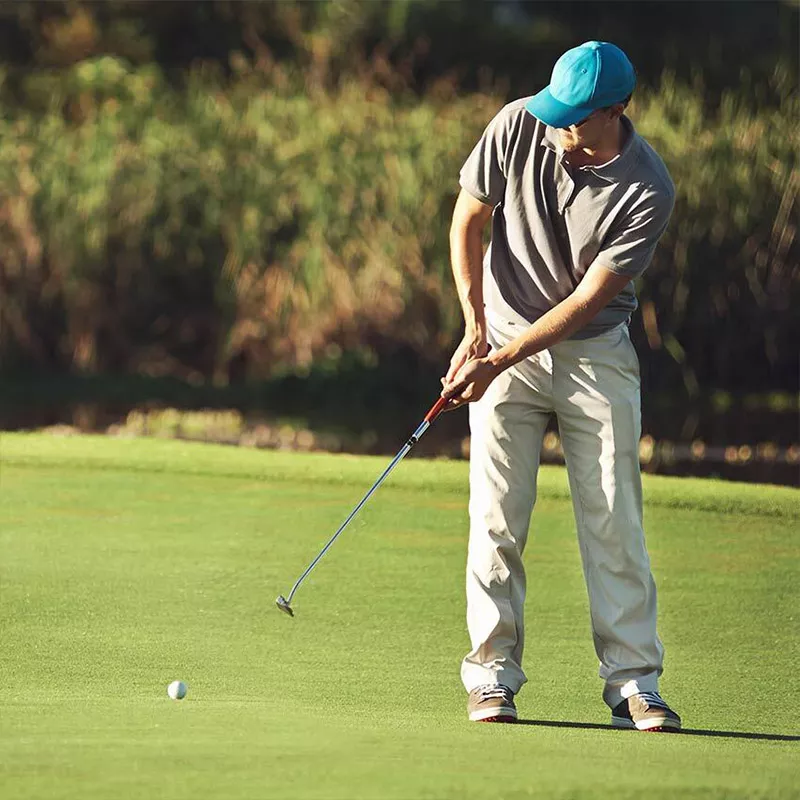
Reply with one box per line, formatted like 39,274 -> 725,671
571,110 -> 601,129
564,106 -> 621,129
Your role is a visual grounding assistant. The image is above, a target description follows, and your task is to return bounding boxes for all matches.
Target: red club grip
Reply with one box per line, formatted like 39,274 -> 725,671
423,395 -> 449,424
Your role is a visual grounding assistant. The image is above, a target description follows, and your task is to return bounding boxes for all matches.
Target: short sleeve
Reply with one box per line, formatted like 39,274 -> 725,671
459,107 -> 513,207
597,188 -> 675,278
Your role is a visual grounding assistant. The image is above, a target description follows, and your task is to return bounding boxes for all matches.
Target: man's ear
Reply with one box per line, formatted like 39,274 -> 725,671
610,102 -> 626,120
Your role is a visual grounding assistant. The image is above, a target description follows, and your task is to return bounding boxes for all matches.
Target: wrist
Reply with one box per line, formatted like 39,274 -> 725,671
486,347 -> 513,373
463,310 -> 486,339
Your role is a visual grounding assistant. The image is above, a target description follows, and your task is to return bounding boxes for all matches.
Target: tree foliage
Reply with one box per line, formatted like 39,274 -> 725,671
0,1 -> 797,397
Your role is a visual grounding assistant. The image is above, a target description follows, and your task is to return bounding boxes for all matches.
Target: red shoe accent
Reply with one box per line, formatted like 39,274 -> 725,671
643,726 -> 679,733
477,715 -> 516,724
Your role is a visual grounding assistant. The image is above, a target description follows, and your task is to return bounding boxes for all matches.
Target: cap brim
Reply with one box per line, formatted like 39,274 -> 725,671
525,87 -> 596,129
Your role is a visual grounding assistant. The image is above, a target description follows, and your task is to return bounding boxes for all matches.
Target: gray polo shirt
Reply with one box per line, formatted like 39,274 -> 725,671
459,97 -> 675,339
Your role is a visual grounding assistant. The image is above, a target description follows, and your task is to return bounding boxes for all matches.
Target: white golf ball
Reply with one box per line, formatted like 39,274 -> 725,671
167,680 -> 187,700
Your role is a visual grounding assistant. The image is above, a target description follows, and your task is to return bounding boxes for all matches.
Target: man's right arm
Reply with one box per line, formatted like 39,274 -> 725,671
444,189 -> 494,384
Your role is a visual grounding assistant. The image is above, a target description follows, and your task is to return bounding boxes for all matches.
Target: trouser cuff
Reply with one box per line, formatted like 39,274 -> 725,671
461,664 -> 526,695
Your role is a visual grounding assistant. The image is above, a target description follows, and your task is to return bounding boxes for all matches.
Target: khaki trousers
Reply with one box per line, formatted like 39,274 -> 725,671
461,313 -> 664,710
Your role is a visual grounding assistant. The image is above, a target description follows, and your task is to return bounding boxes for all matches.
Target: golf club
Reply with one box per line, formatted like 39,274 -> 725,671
276,394 -> 449,617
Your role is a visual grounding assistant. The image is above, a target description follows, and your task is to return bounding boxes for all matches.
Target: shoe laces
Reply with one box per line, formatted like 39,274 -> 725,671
476,684 -> 513,701
636,691 -> 668,710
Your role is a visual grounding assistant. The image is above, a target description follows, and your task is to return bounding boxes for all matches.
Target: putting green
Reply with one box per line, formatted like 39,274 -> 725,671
1,434 -> 798,799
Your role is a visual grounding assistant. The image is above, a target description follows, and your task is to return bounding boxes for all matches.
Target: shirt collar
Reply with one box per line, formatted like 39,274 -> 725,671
540,115 -> 639,184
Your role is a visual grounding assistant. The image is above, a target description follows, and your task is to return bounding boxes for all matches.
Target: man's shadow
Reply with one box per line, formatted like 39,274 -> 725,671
516,719 -> 800,742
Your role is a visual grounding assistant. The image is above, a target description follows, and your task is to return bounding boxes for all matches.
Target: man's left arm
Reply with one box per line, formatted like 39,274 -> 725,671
442,186 -> 675,407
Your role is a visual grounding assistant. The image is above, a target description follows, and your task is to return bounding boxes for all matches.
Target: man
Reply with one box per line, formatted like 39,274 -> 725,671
441,41 -> 681,732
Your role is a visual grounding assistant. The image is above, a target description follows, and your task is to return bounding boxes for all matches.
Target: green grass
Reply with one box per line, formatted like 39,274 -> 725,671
1,433 -> 798,800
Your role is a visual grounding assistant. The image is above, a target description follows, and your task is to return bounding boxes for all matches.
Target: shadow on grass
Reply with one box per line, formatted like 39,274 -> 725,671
516,719 -> 800,742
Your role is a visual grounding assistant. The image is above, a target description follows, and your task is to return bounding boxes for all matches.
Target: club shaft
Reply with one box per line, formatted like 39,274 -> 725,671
284,410 -> 440,605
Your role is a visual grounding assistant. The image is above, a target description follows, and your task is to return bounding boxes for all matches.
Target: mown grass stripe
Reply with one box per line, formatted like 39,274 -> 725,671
2,433 -> 797,520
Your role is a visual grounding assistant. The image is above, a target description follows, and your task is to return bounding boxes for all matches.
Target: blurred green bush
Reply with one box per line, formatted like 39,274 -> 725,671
0,52 -> 796,398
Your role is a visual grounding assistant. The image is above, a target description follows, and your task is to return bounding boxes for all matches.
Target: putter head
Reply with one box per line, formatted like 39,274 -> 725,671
276,595 -> 294,617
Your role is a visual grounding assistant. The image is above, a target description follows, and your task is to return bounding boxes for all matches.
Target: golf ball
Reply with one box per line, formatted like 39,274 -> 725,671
167,680 -> 187,700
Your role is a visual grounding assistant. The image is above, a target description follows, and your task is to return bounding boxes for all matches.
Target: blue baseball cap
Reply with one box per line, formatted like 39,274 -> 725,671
525,41 -> 636,129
